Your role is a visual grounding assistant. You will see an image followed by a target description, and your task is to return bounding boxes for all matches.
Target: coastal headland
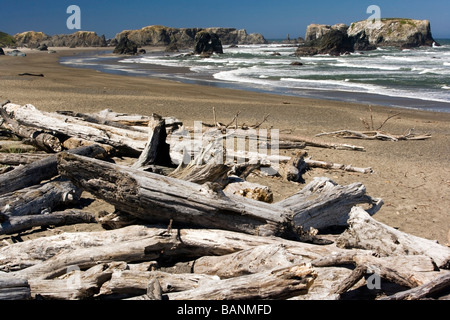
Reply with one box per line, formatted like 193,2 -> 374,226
0,47 -> 449,245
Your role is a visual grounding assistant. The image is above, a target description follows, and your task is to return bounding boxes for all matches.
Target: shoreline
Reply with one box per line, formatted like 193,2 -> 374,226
59,47 -> 450,114
0,47 -> 449,245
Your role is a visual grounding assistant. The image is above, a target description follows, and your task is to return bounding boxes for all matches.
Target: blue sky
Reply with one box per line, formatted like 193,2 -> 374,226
1,0 -> 449,39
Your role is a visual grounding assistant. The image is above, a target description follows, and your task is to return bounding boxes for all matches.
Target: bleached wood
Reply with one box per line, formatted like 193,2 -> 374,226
166,264 -> 317,300
336,207 -> 450,269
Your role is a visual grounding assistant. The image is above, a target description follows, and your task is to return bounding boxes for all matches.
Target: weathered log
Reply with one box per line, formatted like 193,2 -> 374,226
0,209 -> 96,235
0,225 -> 346,274
305,158 -> 373,174
380,272 -> 450,300
0,275 -> 31,300
0,153 -> 49,166
61,137 -> 115,155
277,177 -> 383,230
99,270 -> 219,298
0,140 -> 38,153
58,153 -> 382,236
1,103 -> 148,155
316,129 -> 432,141
278,133 -> 365,151
0,144 -> 107,196
166,264 -> 317,300
28,262 -> 127,300
336,207 -> 450,269
0,179 -> 82,219
57,153 -> 299,239
132,114 -> 172,169
0,105 -> 62,153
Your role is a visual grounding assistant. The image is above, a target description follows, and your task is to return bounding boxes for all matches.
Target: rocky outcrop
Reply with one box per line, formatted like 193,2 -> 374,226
13,31 -> 107,48
304,23 -> 349,42
296,29 -> 354,56
348,18 -> 437,49
113,35 -> 138,55
298,18 -> 438,56
112,25 -> 267,48
193,31 -> 223,56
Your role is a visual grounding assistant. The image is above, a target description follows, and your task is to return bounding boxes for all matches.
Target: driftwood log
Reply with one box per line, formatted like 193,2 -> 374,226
57,153 -> 381,239
0,144 -> 107,196
0,275 -> 31,300
336,207 -> 450,269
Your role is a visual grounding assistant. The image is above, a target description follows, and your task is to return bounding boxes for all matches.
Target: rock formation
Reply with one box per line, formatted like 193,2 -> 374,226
13,31 -> 107,48
296,29 -> 354,56
297,18 -> 438,56
113,35 -> 138,55
348,18 -> 437,49
112,25 -> 267,48
193,31 -> 223,56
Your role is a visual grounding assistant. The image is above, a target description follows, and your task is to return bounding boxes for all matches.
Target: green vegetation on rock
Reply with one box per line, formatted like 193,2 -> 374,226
0,31 -> 16,47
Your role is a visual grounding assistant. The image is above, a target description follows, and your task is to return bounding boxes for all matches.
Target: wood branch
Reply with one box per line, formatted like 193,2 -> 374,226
278,133 -> 365,151
333,265 -> 367,295
166,264 -> 316,300
0,106 -> 62,153
277,177 -> 383,230
0,179 -> 82,219
57,153 -> 300,240
0,209 -> 96,235
380,272 -> 450,300
0,153 -> 49,166
0,276 -> 31,300
336,206 -> 450,269
0,144 -> 107,196
305,158 -> 373,174
316,130 -> 432,141
1,103 -> 148,155
132,114 -> 172,169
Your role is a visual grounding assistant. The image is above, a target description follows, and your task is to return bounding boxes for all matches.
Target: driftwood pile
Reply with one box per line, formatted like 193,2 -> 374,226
0,100 -> 449,301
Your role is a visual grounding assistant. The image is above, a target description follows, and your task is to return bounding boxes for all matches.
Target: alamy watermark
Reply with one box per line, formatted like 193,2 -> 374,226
66,5 -> 81,30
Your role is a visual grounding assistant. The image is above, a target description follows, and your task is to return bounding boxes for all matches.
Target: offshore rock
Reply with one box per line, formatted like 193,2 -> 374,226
193,31 -> 223,55
305,23 -> 349,42
113,35 -> 138,55
347,18 -> 438,49
296,30 -> 354,56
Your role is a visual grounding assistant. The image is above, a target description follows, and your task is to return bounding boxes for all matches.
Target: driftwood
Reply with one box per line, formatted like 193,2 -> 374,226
166,264 -> 316,300
380,272 -> 450,300
132,114 -> 172,169
0,108 -> 62,153
336,207 -> 450,269
0,209 -> 96,235
0,153 -> 49,166
316,129 -> 432,141
57,153 -> 381,239
1,103 -> 148,155
0,144 -> 107,196
0,275 -> 31,300
223,180 -> 273,203
0,179 -> 81,219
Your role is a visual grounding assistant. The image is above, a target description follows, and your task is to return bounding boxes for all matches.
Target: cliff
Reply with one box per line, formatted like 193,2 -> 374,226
348,18 -> 437,49
112,25 -> 267,48
14,31 -> 107,48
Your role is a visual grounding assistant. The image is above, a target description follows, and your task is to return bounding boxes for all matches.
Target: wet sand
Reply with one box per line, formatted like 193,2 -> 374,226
0,47 -> 449,245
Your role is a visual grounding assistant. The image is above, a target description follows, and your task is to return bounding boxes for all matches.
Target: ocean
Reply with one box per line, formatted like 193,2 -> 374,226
60,39 -> 450,113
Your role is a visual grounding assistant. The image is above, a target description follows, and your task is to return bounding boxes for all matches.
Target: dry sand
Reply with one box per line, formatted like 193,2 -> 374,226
0,47 -> 449,245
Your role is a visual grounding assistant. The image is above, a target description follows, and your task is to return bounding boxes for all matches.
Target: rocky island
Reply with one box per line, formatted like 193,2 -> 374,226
296,18 -> 438,56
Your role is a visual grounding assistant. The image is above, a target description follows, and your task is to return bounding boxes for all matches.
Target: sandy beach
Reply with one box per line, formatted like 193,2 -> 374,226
0,47 -> 449,245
